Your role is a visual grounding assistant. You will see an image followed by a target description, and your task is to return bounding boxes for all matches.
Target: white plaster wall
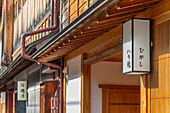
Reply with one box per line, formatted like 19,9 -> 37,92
91,61 -> 140,113
66,55 -> 81,113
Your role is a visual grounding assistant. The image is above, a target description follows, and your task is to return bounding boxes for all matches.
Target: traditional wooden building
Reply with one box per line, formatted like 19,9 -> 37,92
0,0 -> 169,113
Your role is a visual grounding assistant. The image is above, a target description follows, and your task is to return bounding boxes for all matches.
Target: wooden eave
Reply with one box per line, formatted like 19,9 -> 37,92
33,0 -> 160,62
0,45 -> 36,87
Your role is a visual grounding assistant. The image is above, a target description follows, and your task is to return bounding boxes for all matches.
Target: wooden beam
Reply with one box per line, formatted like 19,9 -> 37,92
84,44 -> 121,64
104,54 -> 122,62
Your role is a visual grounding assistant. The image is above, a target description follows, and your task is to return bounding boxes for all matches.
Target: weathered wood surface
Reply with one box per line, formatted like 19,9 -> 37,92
13,0 -> 52,60
40,81 -> 58,113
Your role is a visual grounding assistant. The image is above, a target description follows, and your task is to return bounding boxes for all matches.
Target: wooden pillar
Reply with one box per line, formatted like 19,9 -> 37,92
140,74 -> 150,113
6,91 -> 14,113
81,54 -> 91,113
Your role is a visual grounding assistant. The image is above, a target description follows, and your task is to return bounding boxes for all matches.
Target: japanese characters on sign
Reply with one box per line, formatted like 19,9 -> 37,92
126,49 -> 131,69
123,18 -> 150,74
18,81 -> 27,101
139,48 -> 144,67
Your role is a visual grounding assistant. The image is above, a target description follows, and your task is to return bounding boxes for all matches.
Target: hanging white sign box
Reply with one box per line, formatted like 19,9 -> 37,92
17,81 -> 27,101
1,92 -> 6,103
123,18 -> 150,75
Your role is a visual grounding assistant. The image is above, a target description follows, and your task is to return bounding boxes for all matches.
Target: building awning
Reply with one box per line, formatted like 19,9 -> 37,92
32,0 -> 160,62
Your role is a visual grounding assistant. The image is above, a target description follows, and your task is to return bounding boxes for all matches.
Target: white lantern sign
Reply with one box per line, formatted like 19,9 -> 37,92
1,92 -> 6,103
17,81 -> 27,101
123,18 -> 150,75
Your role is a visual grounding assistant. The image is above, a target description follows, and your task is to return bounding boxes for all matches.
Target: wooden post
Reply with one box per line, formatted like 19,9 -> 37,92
6,91 -> 14,113
81,54 -> 91,113
140,74 -> 150,113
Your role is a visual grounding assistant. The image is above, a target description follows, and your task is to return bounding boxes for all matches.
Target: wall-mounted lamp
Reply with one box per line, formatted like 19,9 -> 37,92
122,18 -> 150,75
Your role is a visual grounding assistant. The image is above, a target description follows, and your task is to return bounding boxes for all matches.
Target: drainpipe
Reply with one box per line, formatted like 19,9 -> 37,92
20,0 -> 63,113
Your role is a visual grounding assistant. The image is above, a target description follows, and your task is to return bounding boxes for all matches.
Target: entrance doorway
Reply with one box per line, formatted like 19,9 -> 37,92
90,55 -> 140,113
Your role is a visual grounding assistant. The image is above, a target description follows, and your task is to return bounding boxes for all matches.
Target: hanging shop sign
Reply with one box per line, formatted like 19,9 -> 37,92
17,81 -> 27,101
1,92 -> 6,103
123,18 -> 150,75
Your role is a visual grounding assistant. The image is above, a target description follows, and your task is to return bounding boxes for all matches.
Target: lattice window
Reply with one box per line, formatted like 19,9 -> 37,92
61,0 -> 89,29
27,85 -> 40,113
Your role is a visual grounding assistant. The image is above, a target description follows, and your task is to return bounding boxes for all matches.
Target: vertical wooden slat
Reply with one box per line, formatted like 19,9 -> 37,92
102,88 -> 106,113
37,0 -> 40,20
27,0 -> 30,29
7,91 -> 14,113
147,75 -> 151,113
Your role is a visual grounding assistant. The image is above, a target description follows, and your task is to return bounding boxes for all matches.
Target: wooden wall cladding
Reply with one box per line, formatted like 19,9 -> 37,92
151,20 -> 170,113
0,98 -> 6,113
100,85 -> 140,113
12,0 -> 52,60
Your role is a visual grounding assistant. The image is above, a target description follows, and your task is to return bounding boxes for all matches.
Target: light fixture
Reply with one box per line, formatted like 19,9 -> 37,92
81,30 -> 84,34
54,49 -> 57,52
68,39 -> 71,42
116,4 -> 121,10
74,35 -> 77,38
122,18 -> 150,75
106,12 -> 109,17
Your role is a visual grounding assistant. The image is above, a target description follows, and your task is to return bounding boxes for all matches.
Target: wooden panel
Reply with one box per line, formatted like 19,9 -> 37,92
70,1 -> 77,15
23,2 -> 28,33
151,99 -> 170,113
1,104 -> 6,113
152,21 -> 170,61
107,89 -> 139,104
150,4 -> 170,112
13,21 -> 18,47
27,0 -> 31,29
101,85 -> 140,113
79,2 -> 87,15
70,12 -> 77,22
109,105 -> 140,113
40,81 -> 58,113
7,91 -> 14,113
18,12 -> 22,39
